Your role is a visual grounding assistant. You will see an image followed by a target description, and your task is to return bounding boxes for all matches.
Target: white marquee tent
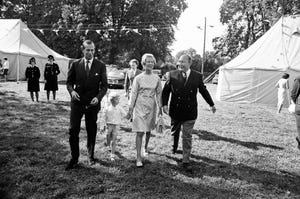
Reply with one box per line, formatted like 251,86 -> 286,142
216,15 -> 300,105
0,19 -> 70,81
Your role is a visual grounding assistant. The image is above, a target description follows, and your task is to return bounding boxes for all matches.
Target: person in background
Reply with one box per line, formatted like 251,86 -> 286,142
25,57 -> 40,102
127,53 -> 162,167
44,55 -> 60,101
160,63 -> 177,81
103,92 -> 127,161
290,76 -> 300,150
162,54 -> 216,172
3,58 -> 9,82
124,59 -> 142,99
0,59 -> 3,76
275,73 -> 290,113
66,40 -> 108,170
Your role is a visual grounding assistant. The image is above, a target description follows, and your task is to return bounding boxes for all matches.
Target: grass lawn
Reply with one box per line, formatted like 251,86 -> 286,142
0,81 -> 300,199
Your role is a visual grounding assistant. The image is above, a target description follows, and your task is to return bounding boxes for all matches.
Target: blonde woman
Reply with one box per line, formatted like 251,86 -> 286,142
127,53 -> 162,167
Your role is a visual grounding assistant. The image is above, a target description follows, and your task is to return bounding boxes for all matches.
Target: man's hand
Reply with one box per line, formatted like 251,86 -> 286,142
71,91 -> 80,101
90,97 -> 99,106
163,105 -> 169,115
210,105 -> 216,113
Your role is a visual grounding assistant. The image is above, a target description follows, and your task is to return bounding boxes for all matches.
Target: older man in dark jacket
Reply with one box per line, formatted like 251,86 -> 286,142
66,40 -> 108,170
291,76 -> 300,150
162,54 -> 216,171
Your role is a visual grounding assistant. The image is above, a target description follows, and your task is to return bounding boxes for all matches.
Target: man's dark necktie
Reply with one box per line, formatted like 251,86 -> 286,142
182,71 -> 187,83
86,60 -> 90,77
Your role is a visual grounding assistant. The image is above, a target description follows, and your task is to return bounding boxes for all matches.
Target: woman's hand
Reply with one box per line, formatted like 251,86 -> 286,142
126,108 -> 133,120
158,107 -> 163,116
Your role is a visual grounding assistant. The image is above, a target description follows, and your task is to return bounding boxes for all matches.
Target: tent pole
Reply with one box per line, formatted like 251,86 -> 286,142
17,54 -> 20,83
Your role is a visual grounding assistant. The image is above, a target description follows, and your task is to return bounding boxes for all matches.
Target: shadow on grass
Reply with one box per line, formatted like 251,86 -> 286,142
153,152 -> 300,195
193,130 -> 284,150
117,161 -> 240,199
0,88 -> 242,198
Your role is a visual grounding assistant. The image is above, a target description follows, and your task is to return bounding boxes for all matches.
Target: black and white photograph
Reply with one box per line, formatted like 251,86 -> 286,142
1,0 -> 300,198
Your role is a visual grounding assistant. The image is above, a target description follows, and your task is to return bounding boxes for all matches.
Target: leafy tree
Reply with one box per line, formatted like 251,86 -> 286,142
60,0 -> 187,64
214,0 -> 300,59
1,0 -> 187,65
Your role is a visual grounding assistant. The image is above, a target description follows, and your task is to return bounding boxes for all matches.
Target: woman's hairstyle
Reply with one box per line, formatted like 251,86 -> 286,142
129,59 -> 139,66
48,55 -> 54,61
29,57 -> 36,64
282,73 -> 290,79
141,53 -> 156,66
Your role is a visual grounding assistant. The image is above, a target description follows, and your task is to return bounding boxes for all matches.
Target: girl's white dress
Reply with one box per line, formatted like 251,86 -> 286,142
129,72 -> 162,132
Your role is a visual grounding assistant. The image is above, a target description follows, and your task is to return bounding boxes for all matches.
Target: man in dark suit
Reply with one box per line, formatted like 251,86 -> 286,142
66,40 -> 108,170
162,54 -> 216,171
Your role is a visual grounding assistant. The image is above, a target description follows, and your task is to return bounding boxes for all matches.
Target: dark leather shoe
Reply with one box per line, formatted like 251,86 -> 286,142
182,163 -> 193,173
65,159 -> 78,170
88,157 -> 98,165
296,137 -> 300,150
172,148 -> 177,154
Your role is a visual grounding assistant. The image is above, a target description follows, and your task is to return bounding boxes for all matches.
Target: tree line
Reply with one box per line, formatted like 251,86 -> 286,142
1,0 -> 300,73
1,0 -> 187,67
214,0 -> 300,59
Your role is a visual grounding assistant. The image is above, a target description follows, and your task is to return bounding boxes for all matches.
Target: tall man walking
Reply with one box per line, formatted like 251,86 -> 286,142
66,40 -> 108,170
162,54 -> 216,171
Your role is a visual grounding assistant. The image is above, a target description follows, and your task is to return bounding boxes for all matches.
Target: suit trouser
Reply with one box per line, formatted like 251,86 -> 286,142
172,119 -> 195,163
171,119 -> 182,151
295,114 -> 300,138
69,102 -> 99,161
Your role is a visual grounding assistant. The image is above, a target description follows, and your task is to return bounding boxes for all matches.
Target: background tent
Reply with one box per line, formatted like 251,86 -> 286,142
216,15 -> 300,106
0,19 -> 70,81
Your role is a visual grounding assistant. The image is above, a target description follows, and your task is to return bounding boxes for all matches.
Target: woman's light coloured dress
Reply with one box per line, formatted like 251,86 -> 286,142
276,78 -> 289,106
129,72 -> 162,132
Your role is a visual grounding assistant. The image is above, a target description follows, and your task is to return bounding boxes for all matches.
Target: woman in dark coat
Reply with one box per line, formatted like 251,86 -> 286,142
25,57 -> 40,102
44,55 -> 60,100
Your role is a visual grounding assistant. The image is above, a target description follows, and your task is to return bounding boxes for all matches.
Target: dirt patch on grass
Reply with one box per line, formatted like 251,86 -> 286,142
0,82 -> 300,198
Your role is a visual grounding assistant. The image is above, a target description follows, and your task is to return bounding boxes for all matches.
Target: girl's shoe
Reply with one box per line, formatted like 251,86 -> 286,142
110,154 -> 116,161
136,160 -> 143,167
142,148 -> 149,158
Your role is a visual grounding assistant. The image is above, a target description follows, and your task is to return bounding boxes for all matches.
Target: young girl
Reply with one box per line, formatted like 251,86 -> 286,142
103,92 -> 126,161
